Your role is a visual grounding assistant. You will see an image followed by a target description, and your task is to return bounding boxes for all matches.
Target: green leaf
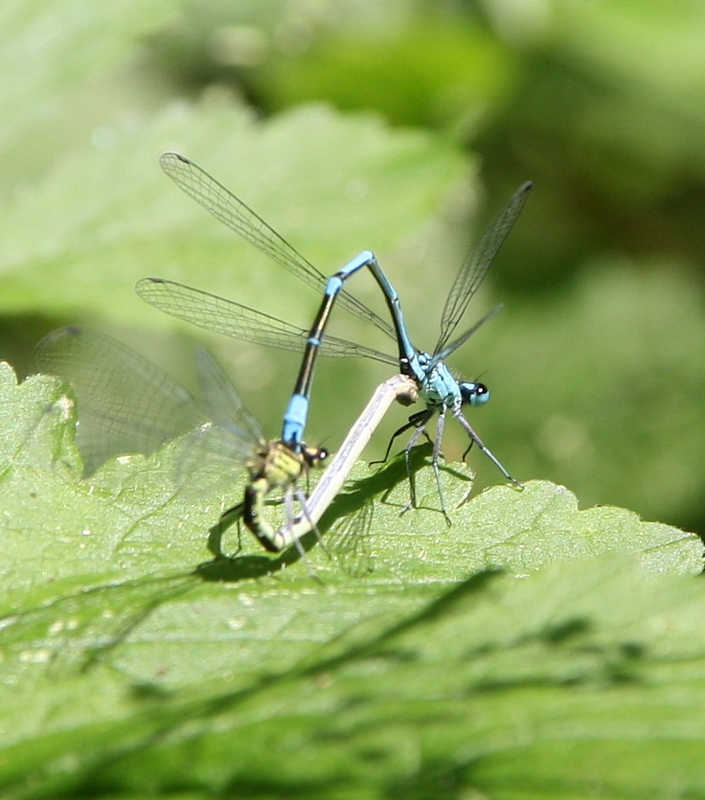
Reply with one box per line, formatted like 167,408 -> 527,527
0,362 -> 214,608
1,361 -> 703,797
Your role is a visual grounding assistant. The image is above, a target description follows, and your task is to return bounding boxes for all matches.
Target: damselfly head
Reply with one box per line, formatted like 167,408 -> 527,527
460,381 -> 490,407
302,444 -> 328,467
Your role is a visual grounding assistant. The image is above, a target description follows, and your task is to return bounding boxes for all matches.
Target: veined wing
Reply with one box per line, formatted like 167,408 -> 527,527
194,347 -> 265,447
161,152 -> 396,341
436,182 -> 532,354
35,326 -> 207,476
136,277 -> 397,366
327,502 -> 375,577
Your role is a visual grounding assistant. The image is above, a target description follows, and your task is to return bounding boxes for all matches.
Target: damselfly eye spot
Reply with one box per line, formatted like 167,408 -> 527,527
461,381 -> 490,407
303,445 -> 328,467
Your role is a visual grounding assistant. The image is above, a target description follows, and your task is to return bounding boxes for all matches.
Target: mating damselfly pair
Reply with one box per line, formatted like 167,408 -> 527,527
36,152 -> 530,567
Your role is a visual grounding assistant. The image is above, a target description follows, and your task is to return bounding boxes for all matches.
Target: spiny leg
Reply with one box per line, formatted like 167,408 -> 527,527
284,486 -> 324,580
284,488 -> 306,560
430,408 -> 452,526
293,485 -> 331,561
453,407 -> 523,488
461,439 -> 474,461
398,409 -> 452,525
400,419 -> 431,516
371,408 -> 434,467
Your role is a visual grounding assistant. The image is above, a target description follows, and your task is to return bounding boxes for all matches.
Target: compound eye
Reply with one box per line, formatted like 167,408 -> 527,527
302,444 -> 327,466
460,381 -> 490,407
310,446 -> 329,465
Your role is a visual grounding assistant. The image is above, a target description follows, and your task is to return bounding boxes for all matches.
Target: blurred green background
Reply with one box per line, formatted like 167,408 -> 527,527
2,0 -> 704,537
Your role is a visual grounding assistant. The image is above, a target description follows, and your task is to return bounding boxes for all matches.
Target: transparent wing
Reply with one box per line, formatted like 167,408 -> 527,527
436,182 -> 532,354
161,152 -> 395,340
34,326 -> 208,476
34,326 -> 268,487
173,351 -> 269,490
136,277 -> 397,366
326,502 -> 375,577
194,348 -> 265,449
428,305 -> 503,368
